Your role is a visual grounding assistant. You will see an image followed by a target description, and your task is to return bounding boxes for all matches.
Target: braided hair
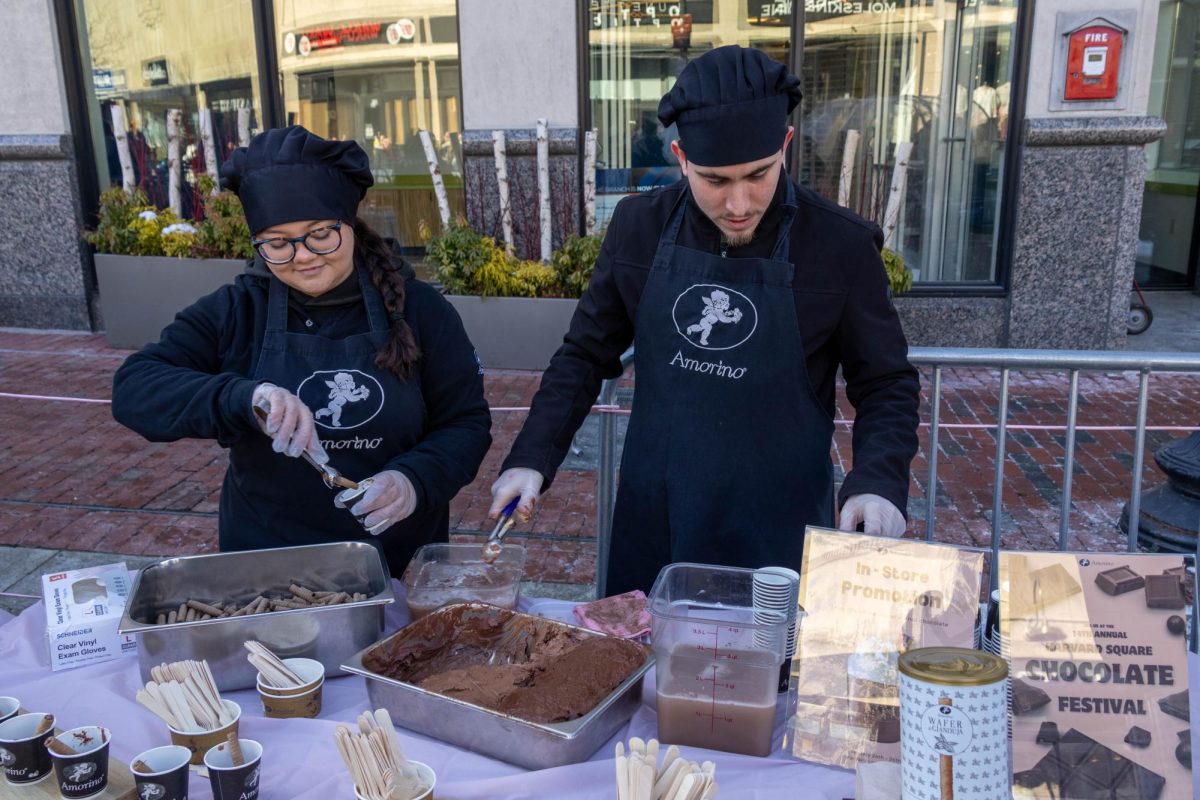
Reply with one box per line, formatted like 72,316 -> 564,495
352,218 -> 421,379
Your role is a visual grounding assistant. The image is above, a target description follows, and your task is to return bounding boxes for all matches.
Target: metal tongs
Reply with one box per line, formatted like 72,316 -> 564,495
252,401 -> 359,491
482,498 -> 519,563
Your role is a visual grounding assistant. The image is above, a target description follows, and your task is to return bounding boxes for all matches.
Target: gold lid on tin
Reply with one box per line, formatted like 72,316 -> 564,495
898,647 -> 1008,686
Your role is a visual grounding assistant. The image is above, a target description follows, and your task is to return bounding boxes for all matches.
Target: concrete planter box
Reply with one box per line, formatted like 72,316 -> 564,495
446,295 -> 578,371
95,254 -> 245,349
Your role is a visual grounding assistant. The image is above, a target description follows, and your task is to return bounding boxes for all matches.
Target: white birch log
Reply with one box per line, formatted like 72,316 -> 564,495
110,105 -> 135,193
583,129 -> 597,236
419,129 -> 451,230
492,130 -> 515,256
881,141 -> 913,251
237,107 -> 251,147
537,118 -> 551,263
166,108 -> 182,215
199,107 -> 219,192
836,129 -> 860,208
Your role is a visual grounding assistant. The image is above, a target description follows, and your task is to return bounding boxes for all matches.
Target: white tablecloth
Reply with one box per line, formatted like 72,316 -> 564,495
2,586 -> 1197,799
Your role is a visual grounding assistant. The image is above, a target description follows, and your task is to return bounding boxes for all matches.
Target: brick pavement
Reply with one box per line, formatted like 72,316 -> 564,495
2,330 -> 1198,588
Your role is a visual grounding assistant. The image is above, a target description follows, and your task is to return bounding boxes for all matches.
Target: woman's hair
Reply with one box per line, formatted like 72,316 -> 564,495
352,218 -> 421,379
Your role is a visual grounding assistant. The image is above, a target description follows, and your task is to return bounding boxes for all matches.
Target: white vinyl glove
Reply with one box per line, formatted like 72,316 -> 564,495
838,494 -> 906,538
488,468 -> 545,523
251,383 -> 328,464
334,470 -> 417,535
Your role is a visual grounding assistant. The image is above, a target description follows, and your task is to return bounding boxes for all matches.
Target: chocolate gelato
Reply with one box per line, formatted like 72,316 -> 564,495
363,604 -> 648,724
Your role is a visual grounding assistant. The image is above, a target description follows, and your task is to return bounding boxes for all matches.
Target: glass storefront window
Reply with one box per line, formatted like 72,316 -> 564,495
588,1 -> 792,230
1139,0 -> 1200,289
77,0 -> 262,218
589,1 -> 1019,285
275,2 -> 463,249
800,0 -> 1018,283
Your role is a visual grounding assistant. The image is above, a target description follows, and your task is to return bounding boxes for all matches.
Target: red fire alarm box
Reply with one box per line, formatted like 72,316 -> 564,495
1065,24 -> 1123,101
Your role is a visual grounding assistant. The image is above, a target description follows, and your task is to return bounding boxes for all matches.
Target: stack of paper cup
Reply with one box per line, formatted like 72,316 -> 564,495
752,567 -> 800,659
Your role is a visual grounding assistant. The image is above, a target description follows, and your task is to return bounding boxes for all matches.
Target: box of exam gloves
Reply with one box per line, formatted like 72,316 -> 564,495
42,563 -> 137,671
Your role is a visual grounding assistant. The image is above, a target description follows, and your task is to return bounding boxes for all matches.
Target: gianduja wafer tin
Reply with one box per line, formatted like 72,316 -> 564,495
899,647 -> 1009,800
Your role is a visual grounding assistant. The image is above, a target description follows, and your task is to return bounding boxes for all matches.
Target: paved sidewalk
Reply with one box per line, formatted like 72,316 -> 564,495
2,330 -> 1199,600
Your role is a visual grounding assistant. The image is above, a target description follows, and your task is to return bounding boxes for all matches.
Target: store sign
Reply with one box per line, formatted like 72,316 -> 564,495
289,21 -> 391,56
747,0 -> 792,25
92,68 -> 126,97
671,13 -> 692,48
387,18 -> 416,44
591,1 -> 713,28
142,59 -> 169,87
804,0 -> 903,20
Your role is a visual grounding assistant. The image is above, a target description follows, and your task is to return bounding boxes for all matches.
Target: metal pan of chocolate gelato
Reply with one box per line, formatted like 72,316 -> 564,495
340,603 -> 653,770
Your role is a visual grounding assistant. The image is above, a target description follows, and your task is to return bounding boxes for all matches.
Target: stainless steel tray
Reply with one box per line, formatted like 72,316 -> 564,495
341,603 -> 653,770
119,542 -> 394,691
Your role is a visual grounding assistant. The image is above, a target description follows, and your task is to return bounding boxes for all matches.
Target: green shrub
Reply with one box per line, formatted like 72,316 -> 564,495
881,248 -> 913,296
421,220 -> 601,299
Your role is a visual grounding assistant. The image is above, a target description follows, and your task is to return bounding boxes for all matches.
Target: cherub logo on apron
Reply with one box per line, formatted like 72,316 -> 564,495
672,284 -> 758,350
296,369 -> 385,430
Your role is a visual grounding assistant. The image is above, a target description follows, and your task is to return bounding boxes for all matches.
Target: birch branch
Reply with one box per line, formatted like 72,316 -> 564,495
836,129 -> 860,209
492,130 -> 515,256
166,109 -> 182,215
237,107 -> 251,147
537,118 -> 551,263
583,129 -> 597,236
419,130 -> 451,230
111,105 -> 135,193
199,107 -> 219,193
881,141 -> 913,251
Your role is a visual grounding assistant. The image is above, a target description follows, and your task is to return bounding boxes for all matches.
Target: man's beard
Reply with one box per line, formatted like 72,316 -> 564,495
721,228 -> 756,248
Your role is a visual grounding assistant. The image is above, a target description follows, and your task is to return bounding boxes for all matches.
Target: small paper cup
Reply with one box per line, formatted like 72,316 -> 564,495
0,697 -> 19,724
167,699 -> 240,765
353,760 -> 436,800
255,657 -> 323,696
205,738 -> 262,800
259,678 -> 323,719
0,712 -> 55,785
130,744 -> 191,800
47,726 -> 110,799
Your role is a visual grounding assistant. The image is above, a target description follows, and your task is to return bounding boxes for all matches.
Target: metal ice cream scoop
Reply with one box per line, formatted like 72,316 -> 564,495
482,498 -> 520,563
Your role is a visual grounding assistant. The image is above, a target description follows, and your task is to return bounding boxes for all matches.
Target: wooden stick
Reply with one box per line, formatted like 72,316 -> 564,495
939,696 -> 954,800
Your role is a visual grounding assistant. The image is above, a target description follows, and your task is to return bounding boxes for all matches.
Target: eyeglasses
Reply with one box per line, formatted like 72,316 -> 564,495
252,221 -> 343,265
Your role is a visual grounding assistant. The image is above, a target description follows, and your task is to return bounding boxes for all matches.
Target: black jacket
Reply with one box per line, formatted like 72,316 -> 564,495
112,260 -> 492,559
503,174 -> 920,517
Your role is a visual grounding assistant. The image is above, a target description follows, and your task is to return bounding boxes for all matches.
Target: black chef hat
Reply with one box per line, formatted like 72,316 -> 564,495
658,45 -> 802,167
220,126 -> 373,234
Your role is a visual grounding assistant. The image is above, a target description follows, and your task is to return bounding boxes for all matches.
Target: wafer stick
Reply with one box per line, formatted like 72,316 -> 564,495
226,731 -> 244,767
187,600 -> 224,617
290,584 -> 316,602
131,760 -> 153,774
46,736 -> 76,756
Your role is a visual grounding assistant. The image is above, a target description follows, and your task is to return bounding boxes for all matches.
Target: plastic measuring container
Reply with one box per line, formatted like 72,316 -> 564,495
648,563 -> 789,757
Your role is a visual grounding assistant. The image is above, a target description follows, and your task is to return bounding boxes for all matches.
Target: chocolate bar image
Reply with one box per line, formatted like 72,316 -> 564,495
1124,726 -> 1151,748
1012,678 -> 1052,715
1178,730 -> 1192,771
1027,728 -> 1166,800
1144,574 -> 1186,610
1094,565 -> 1144,596
1162,566 -> 1195,604
1158,690 -> 1190,723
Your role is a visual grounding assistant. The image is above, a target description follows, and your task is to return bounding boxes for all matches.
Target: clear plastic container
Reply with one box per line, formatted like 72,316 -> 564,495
402,543 -> 526,620
648,563 -> 789,757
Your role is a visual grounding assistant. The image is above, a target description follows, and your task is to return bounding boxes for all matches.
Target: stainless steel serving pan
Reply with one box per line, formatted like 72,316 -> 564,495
119,542 -> 393,691
341,602 -> 654,770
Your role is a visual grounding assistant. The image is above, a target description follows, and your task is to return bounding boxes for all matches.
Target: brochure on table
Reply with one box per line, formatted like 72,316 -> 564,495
1001,552 -> 1195,799
785,528 -> 985,769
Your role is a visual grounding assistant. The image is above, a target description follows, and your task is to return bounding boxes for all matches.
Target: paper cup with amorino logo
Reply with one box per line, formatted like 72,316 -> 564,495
0,697 -> 19,724
130,744 -> 191,800
0,712 -> 55,785
47,725 -> 110,799
167,699 -> 240,765
205,737 -> 262,800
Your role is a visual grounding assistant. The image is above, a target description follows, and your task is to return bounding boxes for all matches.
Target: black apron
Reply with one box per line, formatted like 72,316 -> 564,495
219,266 -> 444,576
606,180 -> 835,595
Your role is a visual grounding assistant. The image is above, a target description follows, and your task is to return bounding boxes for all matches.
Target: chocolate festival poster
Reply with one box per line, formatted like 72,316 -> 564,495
1001,552 -> 1194,799
786,528 -> 984,769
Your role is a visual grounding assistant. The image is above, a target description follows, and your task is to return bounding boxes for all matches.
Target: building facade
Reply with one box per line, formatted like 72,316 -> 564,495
0,0 -> 1191,347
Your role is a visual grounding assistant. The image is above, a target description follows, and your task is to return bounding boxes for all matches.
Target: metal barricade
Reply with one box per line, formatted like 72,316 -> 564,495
594,347 -> 1200,646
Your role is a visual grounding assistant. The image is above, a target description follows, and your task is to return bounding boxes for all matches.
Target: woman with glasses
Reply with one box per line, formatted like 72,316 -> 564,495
111,126 -> 491,576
